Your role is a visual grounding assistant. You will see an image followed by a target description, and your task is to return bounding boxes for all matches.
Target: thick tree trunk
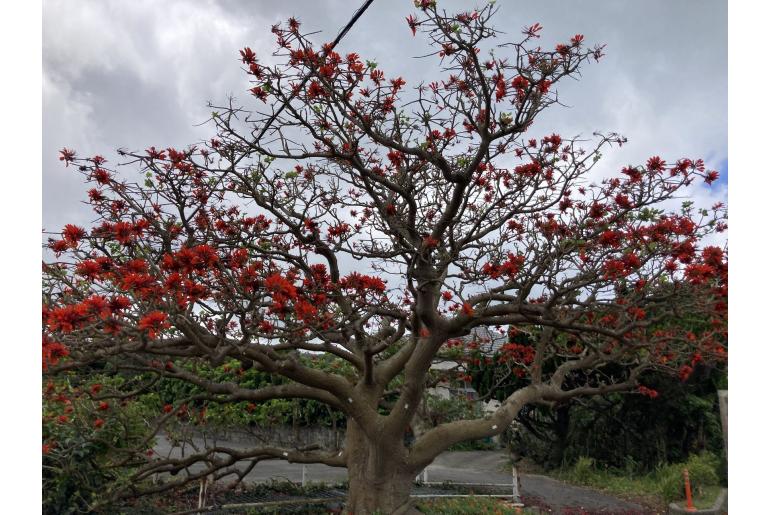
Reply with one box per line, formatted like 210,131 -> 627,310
344,420 -> 418,514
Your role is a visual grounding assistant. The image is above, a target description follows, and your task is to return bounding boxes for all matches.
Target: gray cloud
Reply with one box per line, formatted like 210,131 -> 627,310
43,0 -> 727,233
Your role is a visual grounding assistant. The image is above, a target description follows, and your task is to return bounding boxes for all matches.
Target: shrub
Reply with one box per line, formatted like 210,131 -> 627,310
657,453 -> 720,502
571,456 -> 597,484
43,375 -> 155,514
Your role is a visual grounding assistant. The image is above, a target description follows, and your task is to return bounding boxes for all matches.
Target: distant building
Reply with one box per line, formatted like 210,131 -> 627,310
427,326 -> 509,413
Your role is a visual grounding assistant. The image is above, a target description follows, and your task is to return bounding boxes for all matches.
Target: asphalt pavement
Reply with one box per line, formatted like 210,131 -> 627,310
153,436 -> 650,513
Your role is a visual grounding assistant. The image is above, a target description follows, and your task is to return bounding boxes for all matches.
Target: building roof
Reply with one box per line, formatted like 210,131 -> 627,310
457,326 -> 509,356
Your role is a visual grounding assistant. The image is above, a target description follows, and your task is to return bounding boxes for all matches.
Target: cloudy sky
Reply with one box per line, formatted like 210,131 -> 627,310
42,0 -> 727,233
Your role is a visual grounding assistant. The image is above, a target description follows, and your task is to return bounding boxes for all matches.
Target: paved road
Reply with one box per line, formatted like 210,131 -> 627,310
154,437 -> 649,513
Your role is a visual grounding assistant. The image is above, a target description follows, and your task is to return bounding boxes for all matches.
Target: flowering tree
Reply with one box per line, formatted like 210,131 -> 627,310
43,3 -> 727,513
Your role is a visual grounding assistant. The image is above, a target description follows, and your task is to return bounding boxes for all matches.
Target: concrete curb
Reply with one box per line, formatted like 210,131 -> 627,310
668,488 -> 727,514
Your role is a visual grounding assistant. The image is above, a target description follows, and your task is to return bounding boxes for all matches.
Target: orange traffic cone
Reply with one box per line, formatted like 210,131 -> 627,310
683,468 -> 697,512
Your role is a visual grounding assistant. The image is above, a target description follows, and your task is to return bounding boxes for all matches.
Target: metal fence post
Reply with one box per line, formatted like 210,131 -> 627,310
511,463 -> 523,506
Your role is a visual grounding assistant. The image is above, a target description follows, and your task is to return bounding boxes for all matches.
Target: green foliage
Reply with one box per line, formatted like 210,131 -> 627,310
507,364 -> 726,472
43,375 -> 155,514
554,451 -> 722,506
422,394 -> 496,450
571,456 -> 596,484
142,356 -> 347,429
417,496 -> 535,514
657,453 -> 721,502
424,395 -> 479,426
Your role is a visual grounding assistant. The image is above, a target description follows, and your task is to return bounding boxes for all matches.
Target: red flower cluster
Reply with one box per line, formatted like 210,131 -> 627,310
138,311 -> 170,338
59,148 -> 76,164
481,253 -> 525,280
45,294 -> 132,334
339,272 -> 386,295
514,160 -> 541,177
637,386 -> 659,399
307,81 -> 327,99
500,342 -> 535,364
161,245 -> 219,274
240,47 -> 256,65
42,335 -> 69,371
598,230 -> 622,248
62,224 -> 86,247
265,273 -> 298,300
327,223 -> 351,239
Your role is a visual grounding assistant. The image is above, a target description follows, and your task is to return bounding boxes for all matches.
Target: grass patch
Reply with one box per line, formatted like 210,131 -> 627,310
672,484 -> 723,510
416,496 -> 537,514
549,453 -> 724,509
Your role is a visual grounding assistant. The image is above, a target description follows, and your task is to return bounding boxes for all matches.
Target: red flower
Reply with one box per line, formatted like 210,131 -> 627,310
265,273 -> 298,300
621,166 -> 643,183
462,303 -> 475,316
339,272 -> 387,294
121,273 -> 157,297
93,418 -> 105,429
702,246 -> 725,267
92,168 -> 111,184
684,263 -> 716,285
82,294 -> 112,320
481,253 -> 525,280
514,161 -> 541,177
406,14 -> 418,36
138,311 -> 169,338
109,296 -> 131,312
59,148 -> 76,165
622,253 -> 641,269
637,385 -> 659,398
91,384 -> 103,394
163,404 -> 174,413
589,202 -> 606,219
76,260 -> 103,280
57,415 -> 69,424
678,364 -> 693,382
62,224 -> 86,246
250,86 -> 269,102
523,23 -> 543,38
113,221 -> 135,244
511,76 -> 529,91
646,156 -> 666,172
387,150 -> 404,168
442,291 -> 453,301
555,44 -> 570,56
328,223 -> 351,239
98,401 -> 110,411
294,300 -> 318,322
49,239 -> 69,255
43,335 -> 69,370
146,146 -> 167,160
423,235 -> 439,248
598,230 -> 622,248
307,81 -> 327,99
240,47 -> 256,65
